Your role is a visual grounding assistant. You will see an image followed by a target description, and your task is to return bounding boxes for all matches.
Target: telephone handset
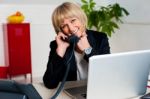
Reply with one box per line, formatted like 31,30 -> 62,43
62,34 -> 80,44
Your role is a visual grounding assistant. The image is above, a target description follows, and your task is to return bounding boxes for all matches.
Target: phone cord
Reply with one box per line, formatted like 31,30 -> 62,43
50,42 -> 75,99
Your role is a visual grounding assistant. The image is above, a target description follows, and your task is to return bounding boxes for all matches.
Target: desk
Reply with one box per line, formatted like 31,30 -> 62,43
33,81 -> 150,99
33,80 -> 86,99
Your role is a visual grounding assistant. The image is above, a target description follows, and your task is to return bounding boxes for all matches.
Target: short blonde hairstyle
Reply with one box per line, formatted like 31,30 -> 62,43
52,2 -> 87,34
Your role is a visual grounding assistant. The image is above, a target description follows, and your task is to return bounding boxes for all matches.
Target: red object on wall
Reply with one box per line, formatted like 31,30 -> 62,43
3,23 -> 32,82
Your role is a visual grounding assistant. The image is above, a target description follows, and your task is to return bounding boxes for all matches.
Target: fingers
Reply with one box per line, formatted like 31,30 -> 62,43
80,34 -> 87,39
56,32 -> 68,41
80,31 -> 87,38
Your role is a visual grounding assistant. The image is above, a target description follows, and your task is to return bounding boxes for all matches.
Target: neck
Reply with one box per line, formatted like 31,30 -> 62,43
75,46 -> 83,54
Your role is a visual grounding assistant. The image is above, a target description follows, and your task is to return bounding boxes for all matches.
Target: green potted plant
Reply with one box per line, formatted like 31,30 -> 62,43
81,0 -> 129,37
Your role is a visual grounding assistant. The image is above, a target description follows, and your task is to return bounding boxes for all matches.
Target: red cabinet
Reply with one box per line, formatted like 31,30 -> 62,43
0,67 -> 8,78
3,23 -> 32,82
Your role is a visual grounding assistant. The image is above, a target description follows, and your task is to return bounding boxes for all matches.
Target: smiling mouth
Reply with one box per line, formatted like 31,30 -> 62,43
72,28 -> 79,34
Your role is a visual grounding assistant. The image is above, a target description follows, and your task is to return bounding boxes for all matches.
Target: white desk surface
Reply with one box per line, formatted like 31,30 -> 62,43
33,80 -> 87,99
33,81 -> 150,99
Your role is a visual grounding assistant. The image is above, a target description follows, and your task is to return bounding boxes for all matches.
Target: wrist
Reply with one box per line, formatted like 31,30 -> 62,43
84,47 -> 93,55
56,47 -> 66,58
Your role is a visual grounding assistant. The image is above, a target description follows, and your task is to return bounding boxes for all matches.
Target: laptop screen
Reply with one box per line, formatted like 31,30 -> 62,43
87,50 -> 150,99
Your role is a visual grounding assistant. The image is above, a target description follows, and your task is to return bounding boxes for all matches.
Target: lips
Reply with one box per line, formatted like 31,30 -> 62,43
72,28 -> 79,34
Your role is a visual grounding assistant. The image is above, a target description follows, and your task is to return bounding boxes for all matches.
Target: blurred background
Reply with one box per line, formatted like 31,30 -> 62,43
0,0 -> 150,82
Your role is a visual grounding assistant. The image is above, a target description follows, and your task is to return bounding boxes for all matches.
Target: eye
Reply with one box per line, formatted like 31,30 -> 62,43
71,18 -> 76,23
60,24 -> 67,29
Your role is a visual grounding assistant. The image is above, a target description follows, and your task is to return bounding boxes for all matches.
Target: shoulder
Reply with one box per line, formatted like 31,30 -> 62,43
86,29 -> 108,39
49,40 -> 57,49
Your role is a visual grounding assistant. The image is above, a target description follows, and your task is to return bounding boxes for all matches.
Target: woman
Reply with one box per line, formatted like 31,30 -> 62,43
43,2 -> 110,89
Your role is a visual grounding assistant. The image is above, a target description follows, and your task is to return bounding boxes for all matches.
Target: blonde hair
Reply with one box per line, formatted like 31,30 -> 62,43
52,2 -> 87,34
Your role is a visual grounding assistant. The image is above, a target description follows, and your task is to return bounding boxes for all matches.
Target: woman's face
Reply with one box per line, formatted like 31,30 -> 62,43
60,17 -> 85,38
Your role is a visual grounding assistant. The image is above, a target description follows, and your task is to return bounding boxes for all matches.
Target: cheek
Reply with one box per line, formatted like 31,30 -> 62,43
76,21 -> 82,27
78,25 -> 85,36
61,28 -> 70,35
78,22 -> 84,30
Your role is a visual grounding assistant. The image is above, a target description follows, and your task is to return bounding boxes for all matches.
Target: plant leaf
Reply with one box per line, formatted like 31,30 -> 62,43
121,8 -> 130,16
80,0 -> 129,37
81,0 -> 88,4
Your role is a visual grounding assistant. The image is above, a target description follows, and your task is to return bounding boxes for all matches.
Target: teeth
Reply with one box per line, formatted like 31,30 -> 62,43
72,28 -> 79,34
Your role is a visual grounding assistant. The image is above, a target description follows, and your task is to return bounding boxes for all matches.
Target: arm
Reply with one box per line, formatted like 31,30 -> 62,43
43,41 -> 66,89
84,32 -> 110,61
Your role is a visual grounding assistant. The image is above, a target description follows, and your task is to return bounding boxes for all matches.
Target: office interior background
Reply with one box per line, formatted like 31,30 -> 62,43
0,0 -> 150,82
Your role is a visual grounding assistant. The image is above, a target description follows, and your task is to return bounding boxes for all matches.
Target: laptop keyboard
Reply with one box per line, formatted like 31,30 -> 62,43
64,86 -> 87,99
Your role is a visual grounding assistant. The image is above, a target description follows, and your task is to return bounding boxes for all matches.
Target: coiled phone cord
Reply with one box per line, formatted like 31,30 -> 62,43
51,37 -> 77,99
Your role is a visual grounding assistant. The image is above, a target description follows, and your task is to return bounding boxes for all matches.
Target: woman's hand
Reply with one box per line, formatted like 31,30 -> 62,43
56,32 -> 70,57
76,32 -> 91,53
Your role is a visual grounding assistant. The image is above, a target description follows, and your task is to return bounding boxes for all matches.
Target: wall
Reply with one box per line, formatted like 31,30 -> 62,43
109,0 -> 150,53
0,0 -> 150,79
0,4 -> 57,78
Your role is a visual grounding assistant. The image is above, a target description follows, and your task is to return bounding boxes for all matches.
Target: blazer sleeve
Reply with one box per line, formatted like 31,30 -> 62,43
84,32 -> 110,61
43,41 -> 66,89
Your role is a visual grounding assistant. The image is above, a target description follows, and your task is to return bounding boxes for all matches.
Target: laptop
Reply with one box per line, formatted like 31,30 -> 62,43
64,50 -> 150,99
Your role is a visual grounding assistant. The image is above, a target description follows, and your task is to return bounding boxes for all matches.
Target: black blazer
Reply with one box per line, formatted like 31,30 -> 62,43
43,30 -> 110,89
